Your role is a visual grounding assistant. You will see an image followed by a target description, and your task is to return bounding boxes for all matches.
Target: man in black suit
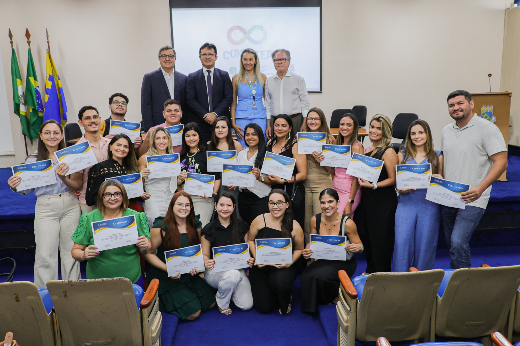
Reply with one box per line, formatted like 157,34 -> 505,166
141,45 -> 188,131
186,43 -> 233,143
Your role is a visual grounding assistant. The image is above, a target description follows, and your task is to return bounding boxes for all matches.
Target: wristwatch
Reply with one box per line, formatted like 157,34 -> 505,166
372,183 -> 378,190
348,199 -> 354,204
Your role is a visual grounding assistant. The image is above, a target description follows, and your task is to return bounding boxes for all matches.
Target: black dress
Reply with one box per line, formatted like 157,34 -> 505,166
359,147 -> 397,273
86,158 -> 127,206
248,214 -> 303,314
300,214 -> 357,314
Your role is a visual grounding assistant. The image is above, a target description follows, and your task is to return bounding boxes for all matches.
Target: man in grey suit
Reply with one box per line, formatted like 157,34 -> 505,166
141,45 -> 188,131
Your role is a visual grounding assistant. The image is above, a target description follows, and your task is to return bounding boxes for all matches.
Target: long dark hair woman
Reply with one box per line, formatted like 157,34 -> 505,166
206,115 -> 243,152
247,189 -> 305,315
145,191 -> 216,320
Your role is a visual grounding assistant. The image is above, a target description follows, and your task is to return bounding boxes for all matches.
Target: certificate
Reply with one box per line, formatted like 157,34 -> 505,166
212,243 -> 250,272
396,164 -> 432,189
320,145 -> 351,168
92,215 -> 139,251
260,152 -> 296,181
107,173 -> 144,199
426,176 -> 469,209
345,152 -> 383,183
297,132 -> 327,154
12,159 -> 57,190
165,244 -> 205,276
255,238 -> 292,265
165,124 -> 183,147
184,173 -> 215,196
207,151 -> 237,172
55,141 -> 98,174
109,120 -> 141,142
146,154 -> 181,179
310,234 -> 352,261
222,164 -> 255,187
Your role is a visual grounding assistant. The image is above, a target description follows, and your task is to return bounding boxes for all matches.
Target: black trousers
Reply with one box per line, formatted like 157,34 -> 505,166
238,191 -> 269,225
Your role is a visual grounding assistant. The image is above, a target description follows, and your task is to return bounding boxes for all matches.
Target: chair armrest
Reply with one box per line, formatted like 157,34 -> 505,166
481,264 -> 491,268
377,337 -> 391,346
491,331 -> 513,346
338,270 -> 358,299
409,267 -> 419,272
140,278 -> 159,309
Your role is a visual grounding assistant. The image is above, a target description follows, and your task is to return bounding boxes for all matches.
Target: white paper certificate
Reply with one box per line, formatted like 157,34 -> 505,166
426,176 -> 470,209
320,145 -> 352,168
260,152 -> 296,181
345,153 -> 384,183
92,215 -> 139,251
109,120 -> 141,142
310,234 -> 351,261
297,132 -> 327,154
396,163 -> 432,189
107,173 -> 144,199
222,164 -> 255,187
165,244 -> 205,276
165,124 -> 184,147
212,243 -> 250,272
12,159 -> 57,190
146,154 -> 181,179
255,238 -> 292,265
55,141 -> 98,174
184,173 -> 215,196
207,151 -> 237,172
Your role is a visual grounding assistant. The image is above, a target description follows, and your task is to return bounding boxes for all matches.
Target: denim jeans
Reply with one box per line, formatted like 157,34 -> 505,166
441,205 -> 485,269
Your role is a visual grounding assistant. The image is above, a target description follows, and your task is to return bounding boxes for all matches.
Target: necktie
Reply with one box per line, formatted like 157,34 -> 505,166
206,70 -> 213,112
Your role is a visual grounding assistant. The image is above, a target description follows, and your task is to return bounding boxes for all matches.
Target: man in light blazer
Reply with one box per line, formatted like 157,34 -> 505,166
186,42 -> 233,143
141,45 -> 188,131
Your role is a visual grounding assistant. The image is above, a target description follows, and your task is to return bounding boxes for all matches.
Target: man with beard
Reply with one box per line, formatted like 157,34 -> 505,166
100,93 -> 142,149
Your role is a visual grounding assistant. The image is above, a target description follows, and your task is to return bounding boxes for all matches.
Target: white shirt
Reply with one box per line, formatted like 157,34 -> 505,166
264,70 -> 310,119
236,148 -> 271,198
203,67 -> 215,112
161,68 -> 174,99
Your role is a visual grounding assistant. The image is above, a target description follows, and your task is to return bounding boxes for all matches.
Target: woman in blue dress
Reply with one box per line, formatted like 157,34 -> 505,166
231,48 -> 267,147
393,119 -> 444,272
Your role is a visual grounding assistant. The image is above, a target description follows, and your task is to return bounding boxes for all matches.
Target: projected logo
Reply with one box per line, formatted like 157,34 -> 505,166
227,25 -> 267,45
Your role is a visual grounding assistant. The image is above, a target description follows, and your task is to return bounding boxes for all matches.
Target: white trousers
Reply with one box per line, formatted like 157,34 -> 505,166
204,269 -> 253,311
34,191 -> 81,288
191,195 -> 214,229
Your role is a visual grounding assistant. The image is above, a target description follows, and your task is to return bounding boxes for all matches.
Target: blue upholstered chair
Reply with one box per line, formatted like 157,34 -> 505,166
377,336 -> 484,346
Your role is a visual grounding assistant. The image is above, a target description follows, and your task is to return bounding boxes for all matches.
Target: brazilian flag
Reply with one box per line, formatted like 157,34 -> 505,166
25,48 -> 44,142
10,48 -> 30,140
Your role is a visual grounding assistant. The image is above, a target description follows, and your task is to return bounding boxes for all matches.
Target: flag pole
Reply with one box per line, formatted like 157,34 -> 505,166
8,28 -> 13,49
23,28 -> 32,156
46,28 -> 50,53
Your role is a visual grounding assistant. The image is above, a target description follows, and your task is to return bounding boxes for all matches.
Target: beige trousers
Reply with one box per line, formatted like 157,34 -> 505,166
191,195 -> 214,229
34,191 -> 81,288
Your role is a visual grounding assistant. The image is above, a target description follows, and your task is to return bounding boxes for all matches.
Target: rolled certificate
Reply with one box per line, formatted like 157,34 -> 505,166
212,243 -> 250,272
255,238 -> 292,265
12,159 -> 57,190
55,141 -> 98,174
109,120 -> 141,142
310,234 -> 352,261
146,154 -> 181,179
207,150 -> 237,172
107,173 -> 144,199
166,124 -> 183,147
297,132 -> 327,154
320,145 -> 351,168
345,152 -> 383,183
222,164 -> 255,187
184,173 -> 215,197
92,215 -> 139,251
396,163 -> 431,189
165,244 -> 205,276
425,176 -> 470,209
260,152 -> 296,181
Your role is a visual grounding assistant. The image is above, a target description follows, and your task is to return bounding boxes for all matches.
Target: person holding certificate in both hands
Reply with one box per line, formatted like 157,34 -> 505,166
357,114 -> 398,273
300,188 -> 363,314
71,180 -> 151,287
248,189 -> 305,315
393,120 -> 443,272
145,191 -> 216,320
8,120 -> 83,288
201,192 -> 254,315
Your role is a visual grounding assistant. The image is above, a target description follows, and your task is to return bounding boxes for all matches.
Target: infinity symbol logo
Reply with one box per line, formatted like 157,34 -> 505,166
227,25 -> 267,45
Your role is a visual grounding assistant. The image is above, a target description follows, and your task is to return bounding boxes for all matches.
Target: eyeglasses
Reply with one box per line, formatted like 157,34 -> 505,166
200,53 -> 216,57
159,54 -> 175,59
274,58 -> 287,62
307,117 -> 321,122
112,101 -> 127,106
268,201 -> 285,208
82,114 -> 100,121
175,203 -> 191,209
103,192 -> 123,199
41,131 -> 61,137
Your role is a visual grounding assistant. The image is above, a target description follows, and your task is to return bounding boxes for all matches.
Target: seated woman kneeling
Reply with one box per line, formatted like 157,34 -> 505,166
71,179 -> 151,287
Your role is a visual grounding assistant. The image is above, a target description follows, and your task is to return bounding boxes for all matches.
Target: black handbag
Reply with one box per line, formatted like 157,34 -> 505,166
288,175 -> 304,210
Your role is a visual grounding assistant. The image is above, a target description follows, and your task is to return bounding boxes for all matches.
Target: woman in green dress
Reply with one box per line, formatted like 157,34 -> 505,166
145,191 -> 216,320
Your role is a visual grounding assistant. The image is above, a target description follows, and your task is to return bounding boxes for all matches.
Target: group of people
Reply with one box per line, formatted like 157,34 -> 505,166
7,40 -> 508,321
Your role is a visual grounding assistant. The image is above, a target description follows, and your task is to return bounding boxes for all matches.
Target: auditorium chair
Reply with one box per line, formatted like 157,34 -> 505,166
47,277 -> 162,346
377,336 -> 484,346
0,281 -> 59,346
330,109 -> 353,128
491,331 -> 519,346
511,285 -> 520,342
63,122 -> 83,147
391,113 -> 418,152
336,269 -> 444,346
352,105 -> 367,128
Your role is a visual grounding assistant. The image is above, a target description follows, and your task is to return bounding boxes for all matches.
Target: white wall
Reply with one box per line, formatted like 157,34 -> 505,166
0,0 -> 511,166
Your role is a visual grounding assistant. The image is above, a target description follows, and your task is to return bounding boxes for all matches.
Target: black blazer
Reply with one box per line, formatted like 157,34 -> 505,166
186,68 -> 233,134
140,68 -> 188,131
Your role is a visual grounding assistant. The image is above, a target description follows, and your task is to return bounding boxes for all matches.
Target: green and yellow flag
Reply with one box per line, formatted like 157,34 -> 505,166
25,48 -> 43,142
10,48 -> 30,140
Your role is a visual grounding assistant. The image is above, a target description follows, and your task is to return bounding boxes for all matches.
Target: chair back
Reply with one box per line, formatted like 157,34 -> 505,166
0,281 -> 56,346
352,106 -> 367,127
63,123 -> 83,147
436,265 -> 520,338
392,113 -> 418,140
331,109 -> 353,128
356,269 -> 444,342
47,278 -> 142,346
513,290 -> 520,333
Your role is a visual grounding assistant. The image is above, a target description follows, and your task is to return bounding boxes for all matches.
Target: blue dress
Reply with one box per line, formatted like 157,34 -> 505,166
235,82 -> 267,146
393,151 -> 442,272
